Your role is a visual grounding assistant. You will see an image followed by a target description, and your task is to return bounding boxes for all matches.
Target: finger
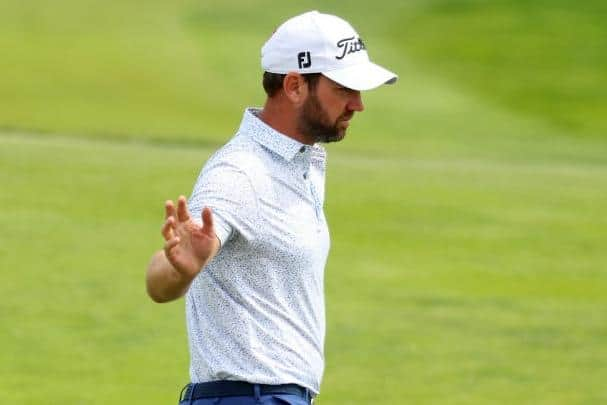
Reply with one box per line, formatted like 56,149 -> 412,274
161,217 -> 175,240
201,207 -> 215,234
177,196 -> 191,222
164,236 -> 180,252
165,200 -> 176,220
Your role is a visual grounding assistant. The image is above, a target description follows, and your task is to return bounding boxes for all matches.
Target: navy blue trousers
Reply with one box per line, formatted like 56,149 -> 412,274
178,384 -> 312,405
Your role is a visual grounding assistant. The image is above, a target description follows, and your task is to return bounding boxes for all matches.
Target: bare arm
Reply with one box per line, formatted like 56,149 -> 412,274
146,196 -> 220,303
146,250 -> 191,303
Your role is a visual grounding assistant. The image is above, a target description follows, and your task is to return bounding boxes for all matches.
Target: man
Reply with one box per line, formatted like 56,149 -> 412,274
146,10 -> 396,405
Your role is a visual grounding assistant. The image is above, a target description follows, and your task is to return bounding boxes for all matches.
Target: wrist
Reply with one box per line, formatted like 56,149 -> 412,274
170,265 -> 197,285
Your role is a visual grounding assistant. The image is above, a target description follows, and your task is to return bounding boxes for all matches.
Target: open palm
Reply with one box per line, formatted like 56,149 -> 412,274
162,196 -> 220,278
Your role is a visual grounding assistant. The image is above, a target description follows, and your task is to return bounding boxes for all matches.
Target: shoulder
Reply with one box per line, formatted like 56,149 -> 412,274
193,135 -> 270,197
204,135 -> 270,178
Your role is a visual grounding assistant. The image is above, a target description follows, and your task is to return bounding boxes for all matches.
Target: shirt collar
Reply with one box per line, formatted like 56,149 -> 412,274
238,108 -> 324,162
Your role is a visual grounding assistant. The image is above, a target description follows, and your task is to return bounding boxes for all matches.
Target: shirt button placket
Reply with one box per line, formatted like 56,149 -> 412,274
300,146 -> 309,180
298,146 -> 320,223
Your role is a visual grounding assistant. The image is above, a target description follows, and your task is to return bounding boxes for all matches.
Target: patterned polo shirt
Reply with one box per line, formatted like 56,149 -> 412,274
186,108 -> 331,394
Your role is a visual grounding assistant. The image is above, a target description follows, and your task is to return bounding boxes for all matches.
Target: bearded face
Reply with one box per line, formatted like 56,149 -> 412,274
296,90 -> 352,144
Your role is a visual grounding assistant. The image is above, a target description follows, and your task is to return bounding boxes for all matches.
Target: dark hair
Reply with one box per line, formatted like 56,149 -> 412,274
262,72 -> 322,97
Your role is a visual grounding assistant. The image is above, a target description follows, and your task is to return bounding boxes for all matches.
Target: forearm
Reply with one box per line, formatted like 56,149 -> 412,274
146,250 -> 194,303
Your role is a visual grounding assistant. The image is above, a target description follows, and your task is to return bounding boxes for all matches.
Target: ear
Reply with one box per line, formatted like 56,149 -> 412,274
283,72 -> 309,106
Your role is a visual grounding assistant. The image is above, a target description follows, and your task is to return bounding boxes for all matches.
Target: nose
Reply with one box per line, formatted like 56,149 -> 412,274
347,90 -> 364,112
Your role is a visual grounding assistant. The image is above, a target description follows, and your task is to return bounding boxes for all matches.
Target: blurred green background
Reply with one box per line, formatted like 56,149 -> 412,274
1,0 -> 606,404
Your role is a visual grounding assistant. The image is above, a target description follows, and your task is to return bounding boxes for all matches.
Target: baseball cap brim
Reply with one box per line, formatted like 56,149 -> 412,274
322,61 -> 398,91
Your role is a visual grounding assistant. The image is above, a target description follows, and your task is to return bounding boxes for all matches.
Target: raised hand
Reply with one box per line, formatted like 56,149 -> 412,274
162,196 -> 220,279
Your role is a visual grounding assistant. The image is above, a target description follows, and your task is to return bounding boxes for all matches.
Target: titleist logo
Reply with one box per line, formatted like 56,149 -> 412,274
335,37 -> 366,60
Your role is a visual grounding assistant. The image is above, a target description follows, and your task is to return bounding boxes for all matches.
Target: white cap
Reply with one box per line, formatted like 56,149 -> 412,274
261,11 -> 397,91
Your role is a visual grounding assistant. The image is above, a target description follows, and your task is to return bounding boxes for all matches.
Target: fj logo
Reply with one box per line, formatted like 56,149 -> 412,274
297,51 -> 312,69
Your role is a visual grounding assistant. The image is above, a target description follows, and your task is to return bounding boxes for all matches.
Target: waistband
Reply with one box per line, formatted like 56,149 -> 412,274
180,381 -> 312,402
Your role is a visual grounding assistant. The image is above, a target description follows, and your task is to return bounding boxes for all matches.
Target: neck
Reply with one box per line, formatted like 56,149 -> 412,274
259,97 -> 315,145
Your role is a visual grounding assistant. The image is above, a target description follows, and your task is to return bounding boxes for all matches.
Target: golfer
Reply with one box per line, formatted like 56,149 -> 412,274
146,10 -> 397,405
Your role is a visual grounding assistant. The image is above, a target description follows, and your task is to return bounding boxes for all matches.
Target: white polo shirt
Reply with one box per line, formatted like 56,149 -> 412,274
186,108 -> 331,394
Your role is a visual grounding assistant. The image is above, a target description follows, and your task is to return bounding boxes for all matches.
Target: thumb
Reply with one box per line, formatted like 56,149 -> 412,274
201,207 -> 215,234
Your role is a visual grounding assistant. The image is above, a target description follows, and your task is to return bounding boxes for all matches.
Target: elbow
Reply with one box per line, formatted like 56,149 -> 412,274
146,284 -> 163,303
146,277 -> 183,303
145,251 -> 186,303
146,252 -> 170,303
147,288 -> 166,303
146,281 -> 174,303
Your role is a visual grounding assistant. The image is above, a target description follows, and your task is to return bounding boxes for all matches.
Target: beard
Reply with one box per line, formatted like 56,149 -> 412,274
296,92 -> 351,143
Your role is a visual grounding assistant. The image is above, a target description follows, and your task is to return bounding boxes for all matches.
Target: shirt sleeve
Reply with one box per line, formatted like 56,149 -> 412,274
188,156 -> 260,248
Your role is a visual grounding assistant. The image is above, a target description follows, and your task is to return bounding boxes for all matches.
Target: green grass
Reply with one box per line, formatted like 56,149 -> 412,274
2,1 -> 606,143
1,0 -> 607,403
396,0 -> 607,137
1,131 -> 605,403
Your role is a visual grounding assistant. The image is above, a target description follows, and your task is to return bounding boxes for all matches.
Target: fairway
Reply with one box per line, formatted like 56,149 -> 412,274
2,130 -> 605,403
1,0 -> 607,404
